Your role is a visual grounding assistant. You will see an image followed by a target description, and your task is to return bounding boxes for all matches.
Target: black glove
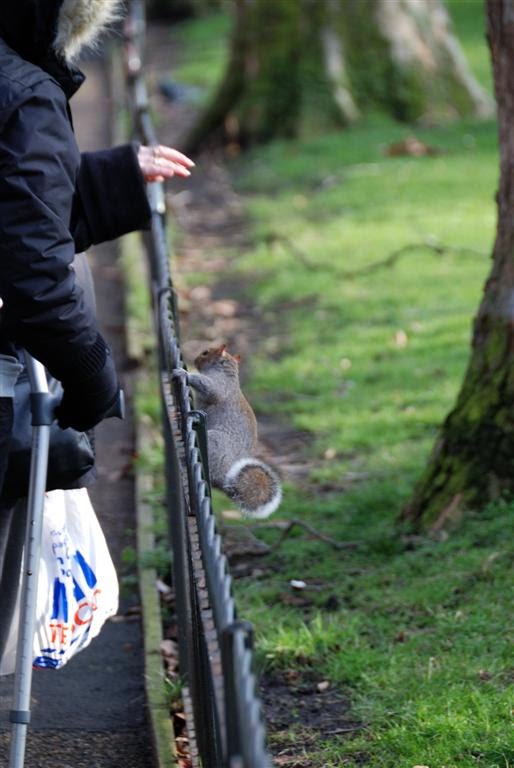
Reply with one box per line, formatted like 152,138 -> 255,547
55,335 -> 119,432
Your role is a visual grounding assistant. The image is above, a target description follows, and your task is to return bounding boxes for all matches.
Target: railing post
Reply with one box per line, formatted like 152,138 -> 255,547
222,621 -> 253,761
190,410 -> 212,492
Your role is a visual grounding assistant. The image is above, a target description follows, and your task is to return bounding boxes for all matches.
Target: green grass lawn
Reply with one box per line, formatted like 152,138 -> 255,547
225,114 -> 512,765
143,3 -> 514,766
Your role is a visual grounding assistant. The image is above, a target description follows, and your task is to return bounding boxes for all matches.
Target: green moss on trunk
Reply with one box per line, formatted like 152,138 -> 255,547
404,315 -> 514,529
236,1 -> 302,143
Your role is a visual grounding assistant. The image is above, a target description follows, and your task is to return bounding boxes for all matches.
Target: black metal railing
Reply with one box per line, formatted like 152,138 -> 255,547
122,5 -> 271,767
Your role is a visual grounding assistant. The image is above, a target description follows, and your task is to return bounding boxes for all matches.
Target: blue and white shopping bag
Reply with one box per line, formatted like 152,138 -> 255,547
32,488 -> 119,669
0,488 -> 119,674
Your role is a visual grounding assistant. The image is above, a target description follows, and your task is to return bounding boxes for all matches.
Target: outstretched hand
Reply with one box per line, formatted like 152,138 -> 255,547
138,144 -> 194,183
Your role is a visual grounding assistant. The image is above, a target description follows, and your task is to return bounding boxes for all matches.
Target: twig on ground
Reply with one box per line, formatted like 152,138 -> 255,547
264,233 -> 485,279
327,725 -> 365,735
250,518 -> 360,552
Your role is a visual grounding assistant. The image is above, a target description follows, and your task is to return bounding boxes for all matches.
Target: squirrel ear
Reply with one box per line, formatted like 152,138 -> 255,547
233,354 -> 241,363
219,344 -> 228,357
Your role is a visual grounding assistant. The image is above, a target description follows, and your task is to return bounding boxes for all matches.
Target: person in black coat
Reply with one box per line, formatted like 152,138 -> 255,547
0,0 -> 194,495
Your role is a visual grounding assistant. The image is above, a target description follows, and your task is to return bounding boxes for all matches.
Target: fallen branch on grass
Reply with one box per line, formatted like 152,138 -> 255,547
340,240 -> 484,279
251,518 -> 360,552
264,233 -> 485,279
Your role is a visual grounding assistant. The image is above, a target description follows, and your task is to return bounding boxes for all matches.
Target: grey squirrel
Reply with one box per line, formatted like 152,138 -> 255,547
185,344 -> 282,519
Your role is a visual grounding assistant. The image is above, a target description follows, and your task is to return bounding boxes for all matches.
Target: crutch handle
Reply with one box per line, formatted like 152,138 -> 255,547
103,389 -> 125,420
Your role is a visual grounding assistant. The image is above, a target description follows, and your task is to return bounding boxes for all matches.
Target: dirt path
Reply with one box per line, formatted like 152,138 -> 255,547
0,53 -> 156,768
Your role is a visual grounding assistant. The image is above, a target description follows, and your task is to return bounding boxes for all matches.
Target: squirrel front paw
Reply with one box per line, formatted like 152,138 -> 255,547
171,368 -> 188,382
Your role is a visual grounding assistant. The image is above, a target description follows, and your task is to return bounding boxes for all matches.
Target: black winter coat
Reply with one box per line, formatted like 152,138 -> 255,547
0,0 -> 152,497
0,36 -> 151,380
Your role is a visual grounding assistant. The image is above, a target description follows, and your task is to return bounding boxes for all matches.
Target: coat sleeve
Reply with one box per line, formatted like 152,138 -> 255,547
0,81 -> 99,379
71,143 -> 152,252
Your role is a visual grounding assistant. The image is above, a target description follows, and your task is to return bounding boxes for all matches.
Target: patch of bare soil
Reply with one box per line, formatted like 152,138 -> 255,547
145,21 -> 361,763
261,670 -> 362,765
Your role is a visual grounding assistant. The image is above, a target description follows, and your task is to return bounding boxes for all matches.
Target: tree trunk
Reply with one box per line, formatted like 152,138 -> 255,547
182,0 -> 494,152
182,0 -> 303,152
402,0 -> 514,531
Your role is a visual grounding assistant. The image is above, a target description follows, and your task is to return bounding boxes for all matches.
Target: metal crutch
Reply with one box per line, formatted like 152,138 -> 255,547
8,352 -> 54,768
8,353 -> 125,768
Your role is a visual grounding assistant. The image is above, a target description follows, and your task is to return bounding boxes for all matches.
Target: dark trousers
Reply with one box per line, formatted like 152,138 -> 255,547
0,499 -> 26,665
0,392 -> 21,666
0,397 -> 13,496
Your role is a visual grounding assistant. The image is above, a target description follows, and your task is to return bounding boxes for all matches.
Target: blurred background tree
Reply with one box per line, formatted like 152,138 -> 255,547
181,0 -> 493,151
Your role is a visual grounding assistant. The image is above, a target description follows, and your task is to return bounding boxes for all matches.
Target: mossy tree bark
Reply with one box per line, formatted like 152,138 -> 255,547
402,0 -> 514,530
182,0 -> 493,151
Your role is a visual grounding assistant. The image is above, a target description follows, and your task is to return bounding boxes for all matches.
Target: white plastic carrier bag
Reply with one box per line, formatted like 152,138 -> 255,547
0,488 -> 118,674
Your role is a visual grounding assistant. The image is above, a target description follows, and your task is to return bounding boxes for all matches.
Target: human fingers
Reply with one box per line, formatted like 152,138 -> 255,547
148,157 -> 191,179
139,145 -> 194,181
153,145 -> 195,167
150,147 -> 193,177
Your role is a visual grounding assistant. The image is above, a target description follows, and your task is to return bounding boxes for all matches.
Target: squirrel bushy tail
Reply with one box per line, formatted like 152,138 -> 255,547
223,457 -> 282,519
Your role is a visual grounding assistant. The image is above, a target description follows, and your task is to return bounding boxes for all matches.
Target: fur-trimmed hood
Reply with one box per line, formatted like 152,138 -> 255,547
54,0 -> 122,63
0,0 -> 122,66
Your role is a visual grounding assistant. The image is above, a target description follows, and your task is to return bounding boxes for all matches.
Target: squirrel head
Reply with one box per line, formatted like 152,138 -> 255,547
194,344 -> 241,376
